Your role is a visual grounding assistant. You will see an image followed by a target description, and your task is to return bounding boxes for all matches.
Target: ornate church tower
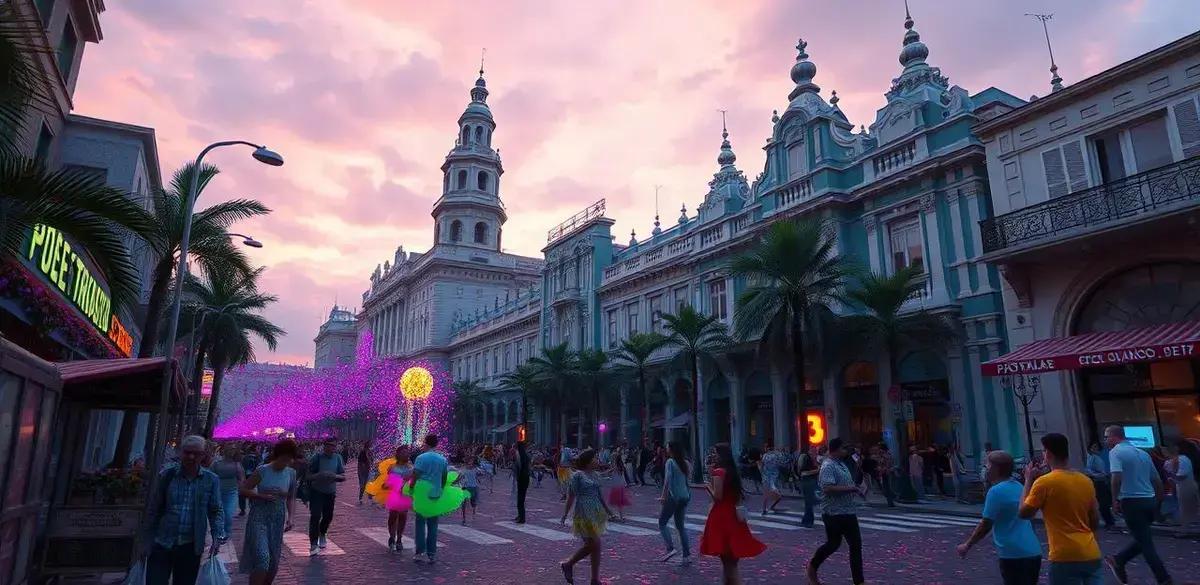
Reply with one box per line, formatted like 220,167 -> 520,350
433,65 -> 506,251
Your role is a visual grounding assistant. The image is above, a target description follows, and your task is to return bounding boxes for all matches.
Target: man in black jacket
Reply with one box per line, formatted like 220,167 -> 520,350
513,441 -> 531,523
636,438 -> 652,486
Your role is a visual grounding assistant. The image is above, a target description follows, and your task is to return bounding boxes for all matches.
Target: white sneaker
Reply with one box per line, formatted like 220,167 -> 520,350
317,536 -> 327,549
677,556 -> 692,566
658,549 -> 678,562
308,545 -> 319,556
413,553 -> 426,563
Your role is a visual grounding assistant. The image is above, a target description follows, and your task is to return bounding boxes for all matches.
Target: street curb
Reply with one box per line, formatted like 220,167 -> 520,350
861,500 -> 1199,539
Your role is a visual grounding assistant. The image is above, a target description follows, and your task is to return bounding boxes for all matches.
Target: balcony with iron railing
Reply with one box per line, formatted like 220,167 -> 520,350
981,155 -> 1200,257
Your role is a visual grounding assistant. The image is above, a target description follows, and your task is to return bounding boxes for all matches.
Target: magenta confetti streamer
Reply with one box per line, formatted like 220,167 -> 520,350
214,333 -> 454,453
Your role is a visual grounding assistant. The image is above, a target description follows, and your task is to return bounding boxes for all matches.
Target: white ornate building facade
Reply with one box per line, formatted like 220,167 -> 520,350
357,68 -> 543,372
975,31 -> 1200,455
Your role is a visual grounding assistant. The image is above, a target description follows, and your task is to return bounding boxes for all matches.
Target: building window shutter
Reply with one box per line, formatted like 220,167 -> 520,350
1041,147 -> 1068,199
1174,96 -> 1200,159
1061,141 -> 1089,193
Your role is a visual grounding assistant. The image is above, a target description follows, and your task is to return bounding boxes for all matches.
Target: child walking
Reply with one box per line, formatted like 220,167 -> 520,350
456,456 -> 483,525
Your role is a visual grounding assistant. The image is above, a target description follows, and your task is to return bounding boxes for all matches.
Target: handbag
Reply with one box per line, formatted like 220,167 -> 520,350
121,560 -> 146,585
196,556 -> 231,585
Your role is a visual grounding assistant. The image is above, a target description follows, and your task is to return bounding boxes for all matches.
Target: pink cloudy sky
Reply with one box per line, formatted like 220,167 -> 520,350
74,0 -> 1200,365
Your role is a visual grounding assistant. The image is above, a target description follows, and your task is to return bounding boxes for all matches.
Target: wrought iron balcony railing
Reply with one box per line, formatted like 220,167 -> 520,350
981,155 -> 1200,255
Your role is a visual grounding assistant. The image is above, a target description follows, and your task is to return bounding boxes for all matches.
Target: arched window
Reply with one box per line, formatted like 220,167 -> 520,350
450,220 -> 463,242
443,172 -> 449,193
461,126 -> 470,144
477,171 -> 489,191
474,126 -> 483,143
485,129 -> 491,146
474,222 -> 488,244
456,170 -> 467,190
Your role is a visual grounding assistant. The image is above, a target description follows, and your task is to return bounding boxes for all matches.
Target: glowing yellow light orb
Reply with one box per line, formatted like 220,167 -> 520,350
399,367 -> 434,400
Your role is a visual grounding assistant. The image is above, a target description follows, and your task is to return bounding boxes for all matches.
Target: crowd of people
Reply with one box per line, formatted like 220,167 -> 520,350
136,428 -> 1199,585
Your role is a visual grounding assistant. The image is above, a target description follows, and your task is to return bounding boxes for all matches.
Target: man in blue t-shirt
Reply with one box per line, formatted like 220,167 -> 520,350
411,434 -> 449,564
957,450 -> 1042,585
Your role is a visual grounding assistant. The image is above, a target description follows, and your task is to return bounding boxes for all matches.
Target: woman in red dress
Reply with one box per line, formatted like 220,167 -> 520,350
700,443 -> 767,584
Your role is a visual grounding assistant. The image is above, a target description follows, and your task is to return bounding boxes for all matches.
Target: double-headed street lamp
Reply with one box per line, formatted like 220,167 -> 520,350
150,141 -> 283,475
1000,373 -> 1042,459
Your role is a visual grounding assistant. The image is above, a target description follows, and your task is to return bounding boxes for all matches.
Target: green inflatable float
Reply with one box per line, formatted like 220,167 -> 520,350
403,470 -> 468,517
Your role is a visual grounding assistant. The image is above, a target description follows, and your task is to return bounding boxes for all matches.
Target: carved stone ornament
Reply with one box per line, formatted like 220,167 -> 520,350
999,264 -> 1034,309
946,188 -> 960,205
919,193 -> 936,213
864,215 -> 878,235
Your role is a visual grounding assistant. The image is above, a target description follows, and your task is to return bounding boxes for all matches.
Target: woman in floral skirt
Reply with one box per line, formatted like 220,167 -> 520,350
559,449 -> 618,585
239,439 -> 298,585
700,443 -> 766,585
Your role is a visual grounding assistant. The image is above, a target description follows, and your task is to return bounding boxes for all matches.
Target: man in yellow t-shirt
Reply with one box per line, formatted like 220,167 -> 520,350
1019,433 -> 1104,585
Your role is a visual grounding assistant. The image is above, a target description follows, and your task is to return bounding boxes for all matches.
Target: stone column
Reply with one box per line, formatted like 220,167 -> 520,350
946,187 -> 969,296
662,376 -> 676,444
822,371 -> 843,440
726,371 -> 746,456
918,193 -> 949,304
769,368 -> 789,449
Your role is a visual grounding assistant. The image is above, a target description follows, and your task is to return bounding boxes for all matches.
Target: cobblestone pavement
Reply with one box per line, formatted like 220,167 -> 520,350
208,470 -> 1200,584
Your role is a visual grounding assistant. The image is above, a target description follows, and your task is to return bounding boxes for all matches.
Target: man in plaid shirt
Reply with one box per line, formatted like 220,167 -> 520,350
142,435 -> 226,584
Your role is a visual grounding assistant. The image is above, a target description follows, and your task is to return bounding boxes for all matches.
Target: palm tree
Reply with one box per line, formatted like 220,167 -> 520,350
1,7 -> 154,309
610,332 -> 667,443
528,343 -> 578,445
499,363 -> 539,441
185,266 -> 284,438
842,265 -> 960,484
661,306 -> 730,483
452,379 -> 486,442
729,220 -> 851,456
138,162 -> 270,356
575,348 -> 612,445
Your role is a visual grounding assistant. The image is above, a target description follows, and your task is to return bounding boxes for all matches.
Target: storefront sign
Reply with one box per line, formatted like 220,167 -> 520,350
24,225 -> 132,357
901,380 -> 950,403
985,342 -> 1199,375
805,411 -> 826,445
201,368 -> 214,397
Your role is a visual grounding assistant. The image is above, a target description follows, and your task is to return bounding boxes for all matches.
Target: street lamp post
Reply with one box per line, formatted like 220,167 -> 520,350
148,141 -> 282,478
1001,373 -> 1042,458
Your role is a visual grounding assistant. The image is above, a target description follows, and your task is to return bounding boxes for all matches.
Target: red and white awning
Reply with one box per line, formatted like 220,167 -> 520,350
981,320 -> 1200,377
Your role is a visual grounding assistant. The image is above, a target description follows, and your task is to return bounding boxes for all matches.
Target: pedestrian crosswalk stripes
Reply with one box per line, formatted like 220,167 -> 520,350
494,520 -> 575,541
872,513 -> 979,527
439,523 -> 515,544
284,532 -> 345,556
279,508 -> 985,557
686,513 -> 800,531
552,519 -> 659,536
627,515 -> 706,533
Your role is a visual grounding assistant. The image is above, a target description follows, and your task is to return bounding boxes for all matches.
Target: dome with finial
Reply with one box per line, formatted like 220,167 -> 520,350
788,38 -> 821,101
629,229 -> 637,247
829,90 -> 840,107
652,214 -> 662,236
717,121 -> 737,167
678,203 -> 688,224
899,5 -> 929,69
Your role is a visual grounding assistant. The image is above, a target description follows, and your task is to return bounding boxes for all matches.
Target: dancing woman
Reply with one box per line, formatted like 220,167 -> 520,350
560,449 -> 618,585
386,446 -> 414,552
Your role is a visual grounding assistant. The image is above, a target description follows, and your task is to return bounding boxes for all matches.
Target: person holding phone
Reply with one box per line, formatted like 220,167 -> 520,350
240,438 -> 298,585
1019,433 -> 1104,585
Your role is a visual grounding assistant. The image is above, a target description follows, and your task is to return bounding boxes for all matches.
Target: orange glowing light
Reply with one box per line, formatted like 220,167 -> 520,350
806,412 -> 827,445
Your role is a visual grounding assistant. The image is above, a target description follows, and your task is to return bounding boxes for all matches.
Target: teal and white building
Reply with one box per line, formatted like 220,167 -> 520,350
362,10 -> 1040,470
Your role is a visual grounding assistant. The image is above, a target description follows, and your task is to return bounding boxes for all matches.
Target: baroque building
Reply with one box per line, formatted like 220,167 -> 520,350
403,8 -> 1035,472
357,67 -> 543,367
314,304 -> 357,369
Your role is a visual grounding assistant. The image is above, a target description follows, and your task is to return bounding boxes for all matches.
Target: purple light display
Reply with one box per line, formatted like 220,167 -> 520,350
215,333 -> 454,449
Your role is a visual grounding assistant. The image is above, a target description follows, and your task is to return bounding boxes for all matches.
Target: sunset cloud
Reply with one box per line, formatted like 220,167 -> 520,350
73,0 -> 1200,365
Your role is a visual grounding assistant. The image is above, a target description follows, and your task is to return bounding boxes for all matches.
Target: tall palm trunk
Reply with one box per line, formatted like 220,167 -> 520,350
640,369 -> 650,442
688,354 -> 702,484
188,344 -> 207,434
521,390 -> 528,441
792,315 -> 809,454
138,259 -> 174,356
202,358 -> 227,439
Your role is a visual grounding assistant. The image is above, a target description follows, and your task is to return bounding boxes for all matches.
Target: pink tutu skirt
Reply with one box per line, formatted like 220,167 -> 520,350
607,485 -> 631,507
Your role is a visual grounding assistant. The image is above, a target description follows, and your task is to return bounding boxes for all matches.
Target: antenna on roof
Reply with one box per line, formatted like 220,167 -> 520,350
1025,13 -> 1063,92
